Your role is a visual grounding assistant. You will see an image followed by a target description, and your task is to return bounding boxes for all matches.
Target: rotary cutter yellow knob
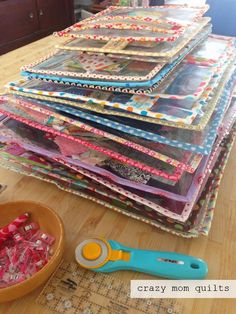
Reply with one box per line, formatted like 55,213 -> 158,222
75,238 -> 111,269
75,238 -> 131,269
82,242 -> 102,260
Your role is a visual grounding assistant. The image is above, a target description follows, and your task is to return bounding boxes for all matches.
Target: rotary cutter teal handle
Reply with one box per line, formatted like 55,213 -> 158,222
97,240 -> 208,279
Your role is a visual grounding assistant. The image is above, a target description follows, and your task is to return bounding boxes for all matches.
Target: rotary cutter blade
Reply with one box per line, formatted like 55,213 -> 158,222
75,238 -> 111,269
75,237 -> 208,279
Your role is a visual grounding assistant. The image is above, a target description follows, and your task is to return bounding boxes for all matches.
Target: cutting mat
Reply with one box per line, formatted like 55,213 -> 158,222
36,261 -> 184,314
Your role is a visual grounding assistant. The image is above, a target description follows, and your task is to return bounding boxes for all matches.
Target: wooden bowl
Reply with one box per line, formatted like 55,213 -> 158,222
0,201 -> 65,302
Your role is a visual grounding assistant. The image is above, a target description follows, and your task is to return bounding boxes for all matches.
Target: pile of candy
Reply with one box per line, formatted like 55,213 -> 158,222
0,213 -> 55,288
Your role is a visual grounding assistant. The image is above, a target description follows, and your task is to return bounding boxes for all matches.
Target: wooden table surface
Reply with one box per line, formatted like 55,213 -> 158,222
0,36 -> 236,314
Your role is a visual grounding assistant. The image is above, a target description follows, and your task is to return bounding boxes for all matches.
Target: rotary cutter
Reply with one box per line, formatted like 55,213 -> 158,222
75,238 -> 208,279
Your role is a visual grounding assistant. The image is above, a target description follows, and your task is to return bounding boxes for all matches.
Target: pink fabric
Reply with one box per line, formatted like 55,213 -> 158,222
54,136 -> 88,157
5,144 -> 26,156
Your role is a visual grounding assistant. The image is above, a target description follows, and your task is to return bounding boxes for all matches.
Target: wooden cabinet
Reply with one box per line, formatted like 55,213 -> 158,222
0,0 -> 39,46
0,0 -> 74,55
36,0 -> 72,32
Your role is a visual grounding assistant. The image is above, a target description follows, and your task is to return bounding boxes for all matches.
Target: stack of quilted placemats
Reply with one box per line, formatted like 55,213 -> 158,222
0,4 -> 235,237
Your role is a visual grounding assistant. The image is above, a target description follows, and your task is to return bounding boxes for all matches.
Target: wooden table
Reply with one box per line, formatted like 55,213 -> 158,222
0,36 -> 236,314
